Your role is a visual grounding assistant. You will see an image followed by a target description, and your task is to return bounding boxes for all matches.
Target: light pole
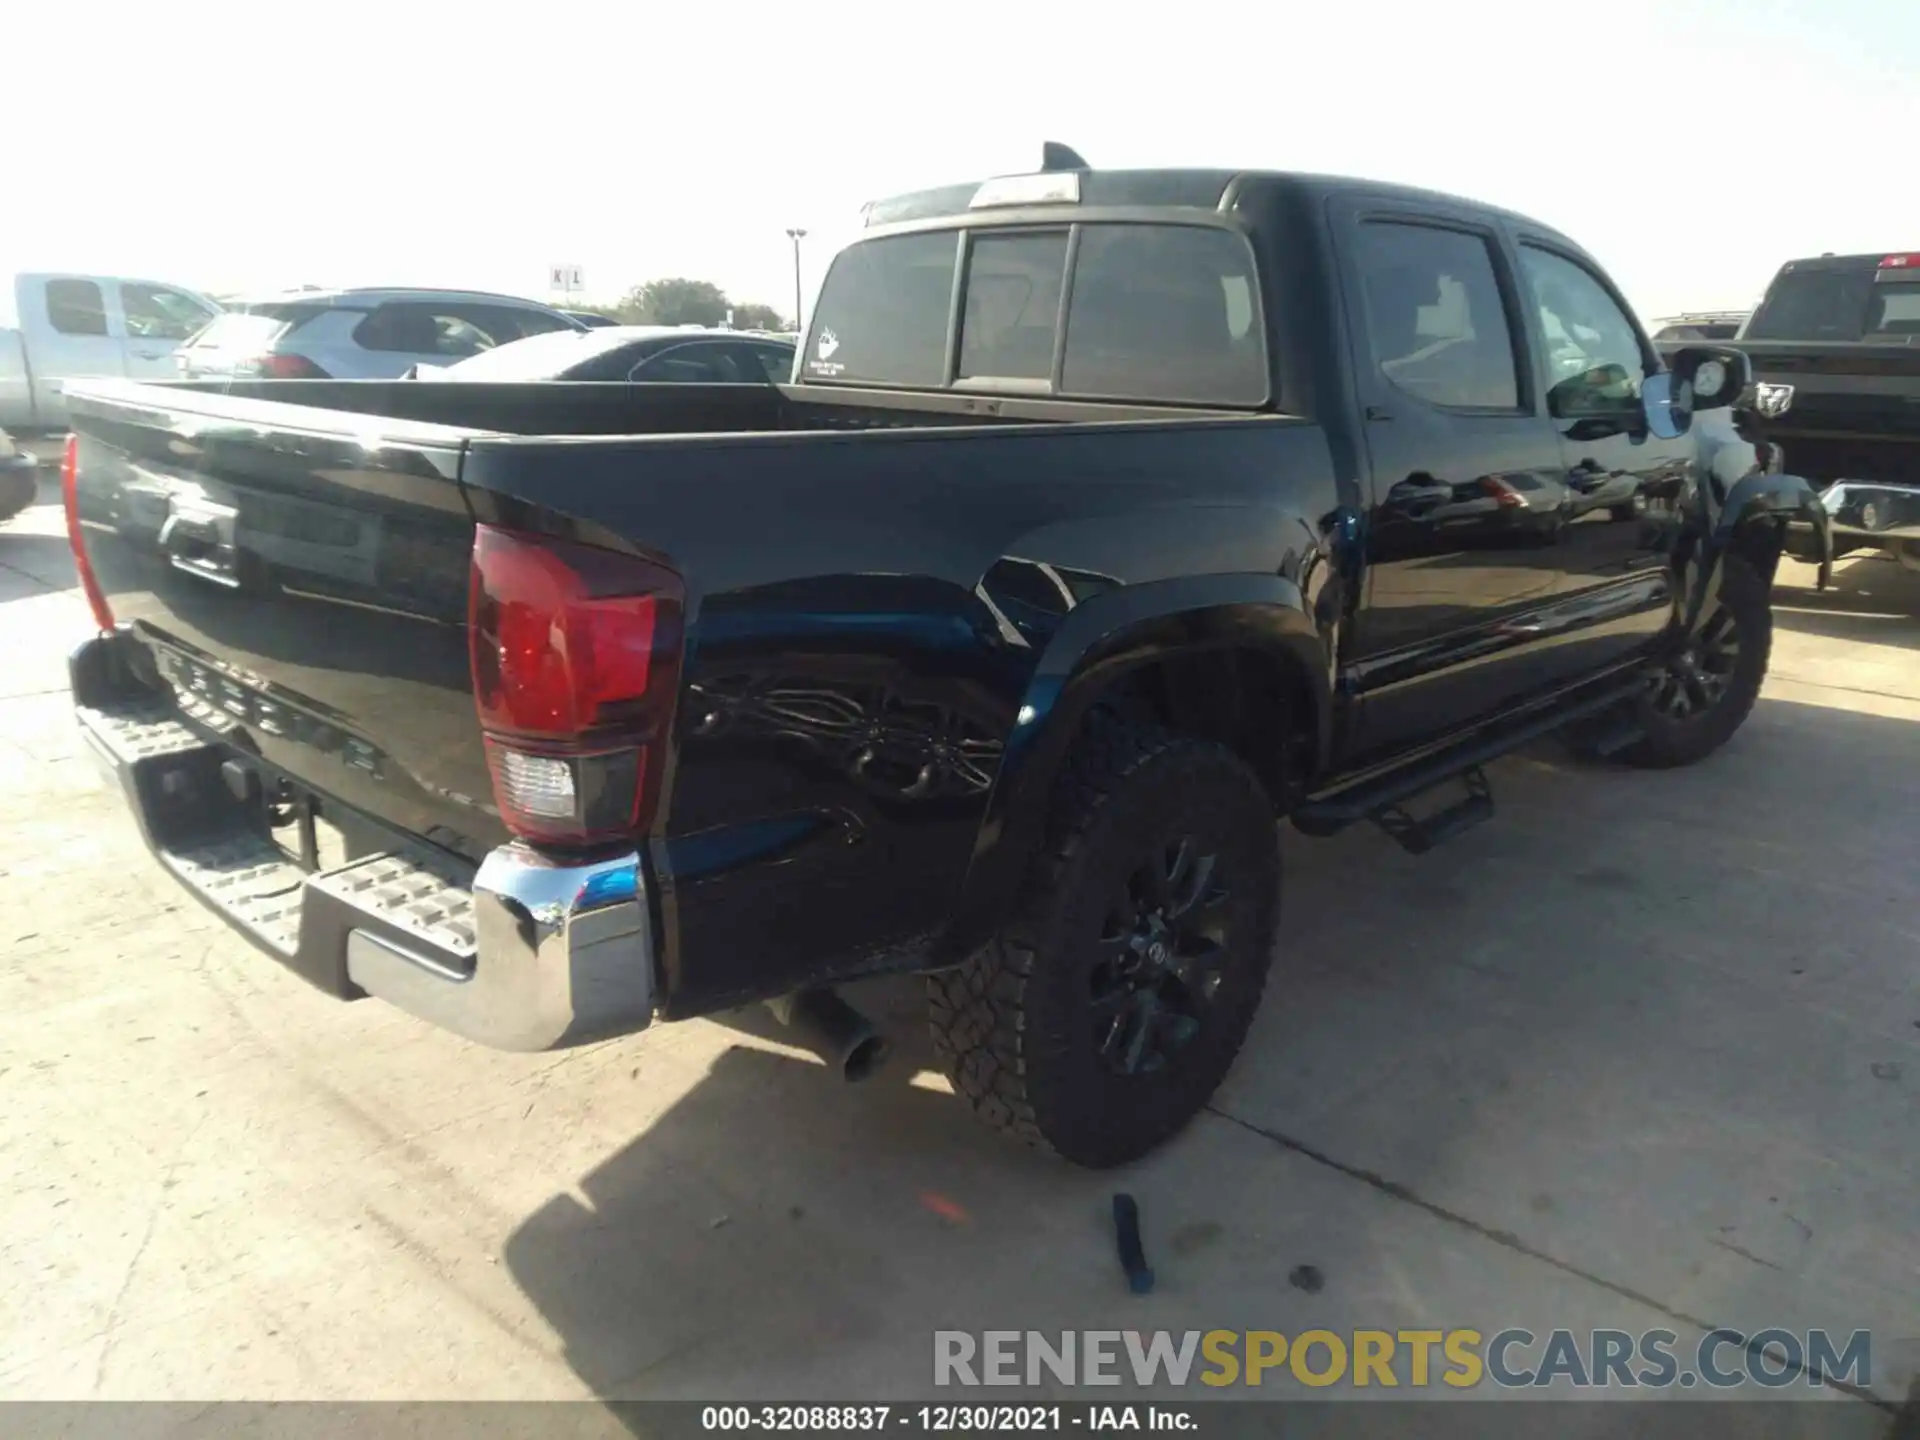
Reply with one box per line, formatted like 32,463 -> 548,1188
785,228 -> 807,333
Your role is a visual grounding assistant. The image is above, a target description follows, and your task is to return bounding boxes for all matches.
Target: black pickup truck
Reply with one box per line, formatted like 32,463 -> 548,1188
61,152 -> 1829,1167
1721,250 -> 1920,569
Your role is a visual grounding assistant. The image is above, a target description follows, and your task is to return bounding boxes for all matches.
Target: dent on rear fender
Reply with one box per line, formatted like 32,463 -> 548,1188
930,571 -> 1334,969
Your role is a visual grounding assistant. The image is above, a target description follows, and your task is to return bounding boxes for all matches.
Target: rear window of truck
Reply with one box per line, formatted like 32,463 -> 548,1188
1745,268 -> 1875,341
803,222 -> 1267,407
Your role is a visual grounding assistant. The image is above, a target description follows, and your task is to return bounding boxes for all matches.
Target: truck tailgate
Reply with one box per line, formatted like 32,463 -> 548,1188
66,384 -> 504,863
1741,340 -> 1920,442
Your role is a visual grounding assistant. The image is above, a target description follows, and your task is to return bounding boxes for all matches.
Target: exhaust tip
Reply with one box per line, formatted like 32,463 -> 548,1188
843,1032 -> 890,1084
769,987 -> 891,1084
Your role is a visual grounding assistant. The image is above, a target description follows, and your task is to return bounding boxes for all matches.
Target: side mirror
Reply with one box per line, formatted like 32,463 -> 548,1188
1668,344 -> 1752,412
1641,371 -> 1688,439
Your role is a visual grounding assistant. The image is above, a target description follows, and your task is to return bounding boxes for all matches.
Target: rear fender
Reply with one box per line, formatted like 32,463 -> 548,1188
931,574 -> 1331,965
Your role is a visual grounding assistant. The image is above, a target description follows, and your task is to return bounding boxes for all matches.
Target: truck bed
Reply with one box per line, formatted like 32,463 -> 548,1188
66,376 -> 1327,1018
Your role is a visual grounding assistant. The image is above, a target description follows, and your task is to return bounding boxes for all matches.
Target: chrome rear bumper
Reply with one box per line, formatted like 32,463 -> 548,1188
1820,480 -> 1920,542
73,635 -> 656,1052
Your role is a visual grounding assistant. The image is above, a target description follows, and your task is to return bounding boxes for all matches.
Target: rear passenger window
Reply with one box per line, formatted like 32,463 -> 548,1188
1062,226 -> 1267,406
356,305 -> 449,354
46,279 -> 109,337
1355,223 -> 1521,410
356,304 -> 529,356
959,231 -> 1068,383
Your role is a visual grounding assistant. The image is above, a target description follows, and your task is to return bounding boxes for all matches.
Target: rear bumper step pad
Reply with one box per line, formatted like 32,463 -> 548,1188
75,641 -> 657,1052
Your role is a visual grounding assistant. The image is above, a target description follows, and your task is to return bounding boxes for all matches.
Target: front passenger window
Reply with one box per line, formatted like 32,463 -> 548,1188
1519,247 -> 1647,419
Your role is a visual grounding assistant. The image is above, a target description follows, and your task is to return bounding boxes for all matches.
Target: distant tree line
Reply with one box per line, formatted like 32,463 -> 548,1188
572,278 -> 789,331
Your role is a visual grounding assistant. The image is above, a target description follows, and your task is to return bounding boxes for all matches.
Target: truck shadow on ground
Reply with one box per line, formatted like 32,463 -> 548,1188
503,694 -> 1918,1424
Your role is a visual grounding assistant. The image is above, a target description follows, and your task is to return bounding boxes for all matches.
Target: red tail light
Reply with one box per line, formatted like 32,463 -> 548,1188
254,353 -> 331,379
468,525 -> 683,848
1878,254 -> 1920,270
1480,475 -> 1525,509
60,436 -> 116,633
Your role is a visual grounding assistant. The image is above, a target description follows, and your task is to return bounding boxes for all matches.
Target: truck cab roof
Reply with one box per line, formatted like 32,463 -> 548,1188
817,157 -> 1599,411
862,163 -> 1579,250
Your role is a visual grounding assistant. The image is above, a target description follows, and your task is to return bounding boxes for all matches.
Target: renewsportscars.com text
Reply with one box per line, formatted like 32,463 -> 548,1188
933,1328 -> 1871,1390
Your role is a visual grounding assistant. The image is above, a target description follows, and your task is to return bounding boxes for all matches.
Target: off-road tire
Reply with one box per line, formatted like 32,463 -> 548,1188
926,715 -> 1279,1168
1613,552 -> 1771,769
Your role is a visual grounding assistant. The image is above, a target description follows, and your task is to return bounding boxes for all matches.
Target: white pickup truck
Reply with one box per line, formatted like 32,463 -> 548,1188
1,273 -> 221,433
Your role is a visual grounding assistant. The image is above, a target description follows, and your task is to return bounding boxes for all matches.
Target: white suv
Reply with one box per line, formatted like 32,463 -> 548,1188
174,288 -> 582,381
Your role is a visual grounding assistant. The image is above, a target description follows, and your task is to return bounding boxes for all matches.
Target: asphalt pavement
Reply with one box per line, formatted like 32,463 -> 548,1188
2,473 -> 1914,1430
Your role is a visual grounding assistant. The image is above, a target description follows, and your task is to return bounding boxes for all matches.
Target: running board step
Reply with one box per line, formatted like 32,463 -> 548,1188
1585,717 -> 1647,758
1372,766 -> 1493,855
1291,676 -> 1642,844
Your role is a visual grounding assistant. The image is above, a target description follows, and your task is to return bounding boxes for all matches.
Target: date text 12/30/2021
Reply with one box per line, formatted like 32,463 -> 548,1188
700,1406 -> 1194,1432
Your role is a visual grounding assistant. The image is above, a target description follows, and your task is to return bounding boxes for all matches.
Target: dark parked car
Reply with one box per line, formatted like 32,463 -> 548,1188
413,325 -> 796,384
562,310 -> 621,329
62,149 -> 1827,1168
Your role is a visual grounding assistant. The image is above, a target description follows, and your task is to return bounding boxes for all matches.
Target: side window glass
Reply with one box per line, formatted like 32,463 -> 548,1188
1354,223 -> 1520,410
751,345 -> 795,382
1519,246 -> 1647,418
465,304 -> 571,344
122,284 -> 215,341
355,305 -> 445,354
630,344 -> 742,383
509,308 -> 576,340
46,279 -> 109,337
433,314 -> 496,357
358,306 -> 507,357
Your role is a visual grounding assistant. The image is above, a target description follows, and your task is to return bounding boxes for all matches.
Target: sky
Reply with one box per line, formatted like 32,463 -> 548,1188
6,0 -> 1915,327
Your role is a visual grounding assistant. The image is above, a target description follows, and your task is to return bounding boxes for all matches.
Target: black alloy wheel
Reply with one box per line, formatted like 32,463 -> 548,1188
1090,836 -> 1232,1077
1646,604 -> 1741,721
